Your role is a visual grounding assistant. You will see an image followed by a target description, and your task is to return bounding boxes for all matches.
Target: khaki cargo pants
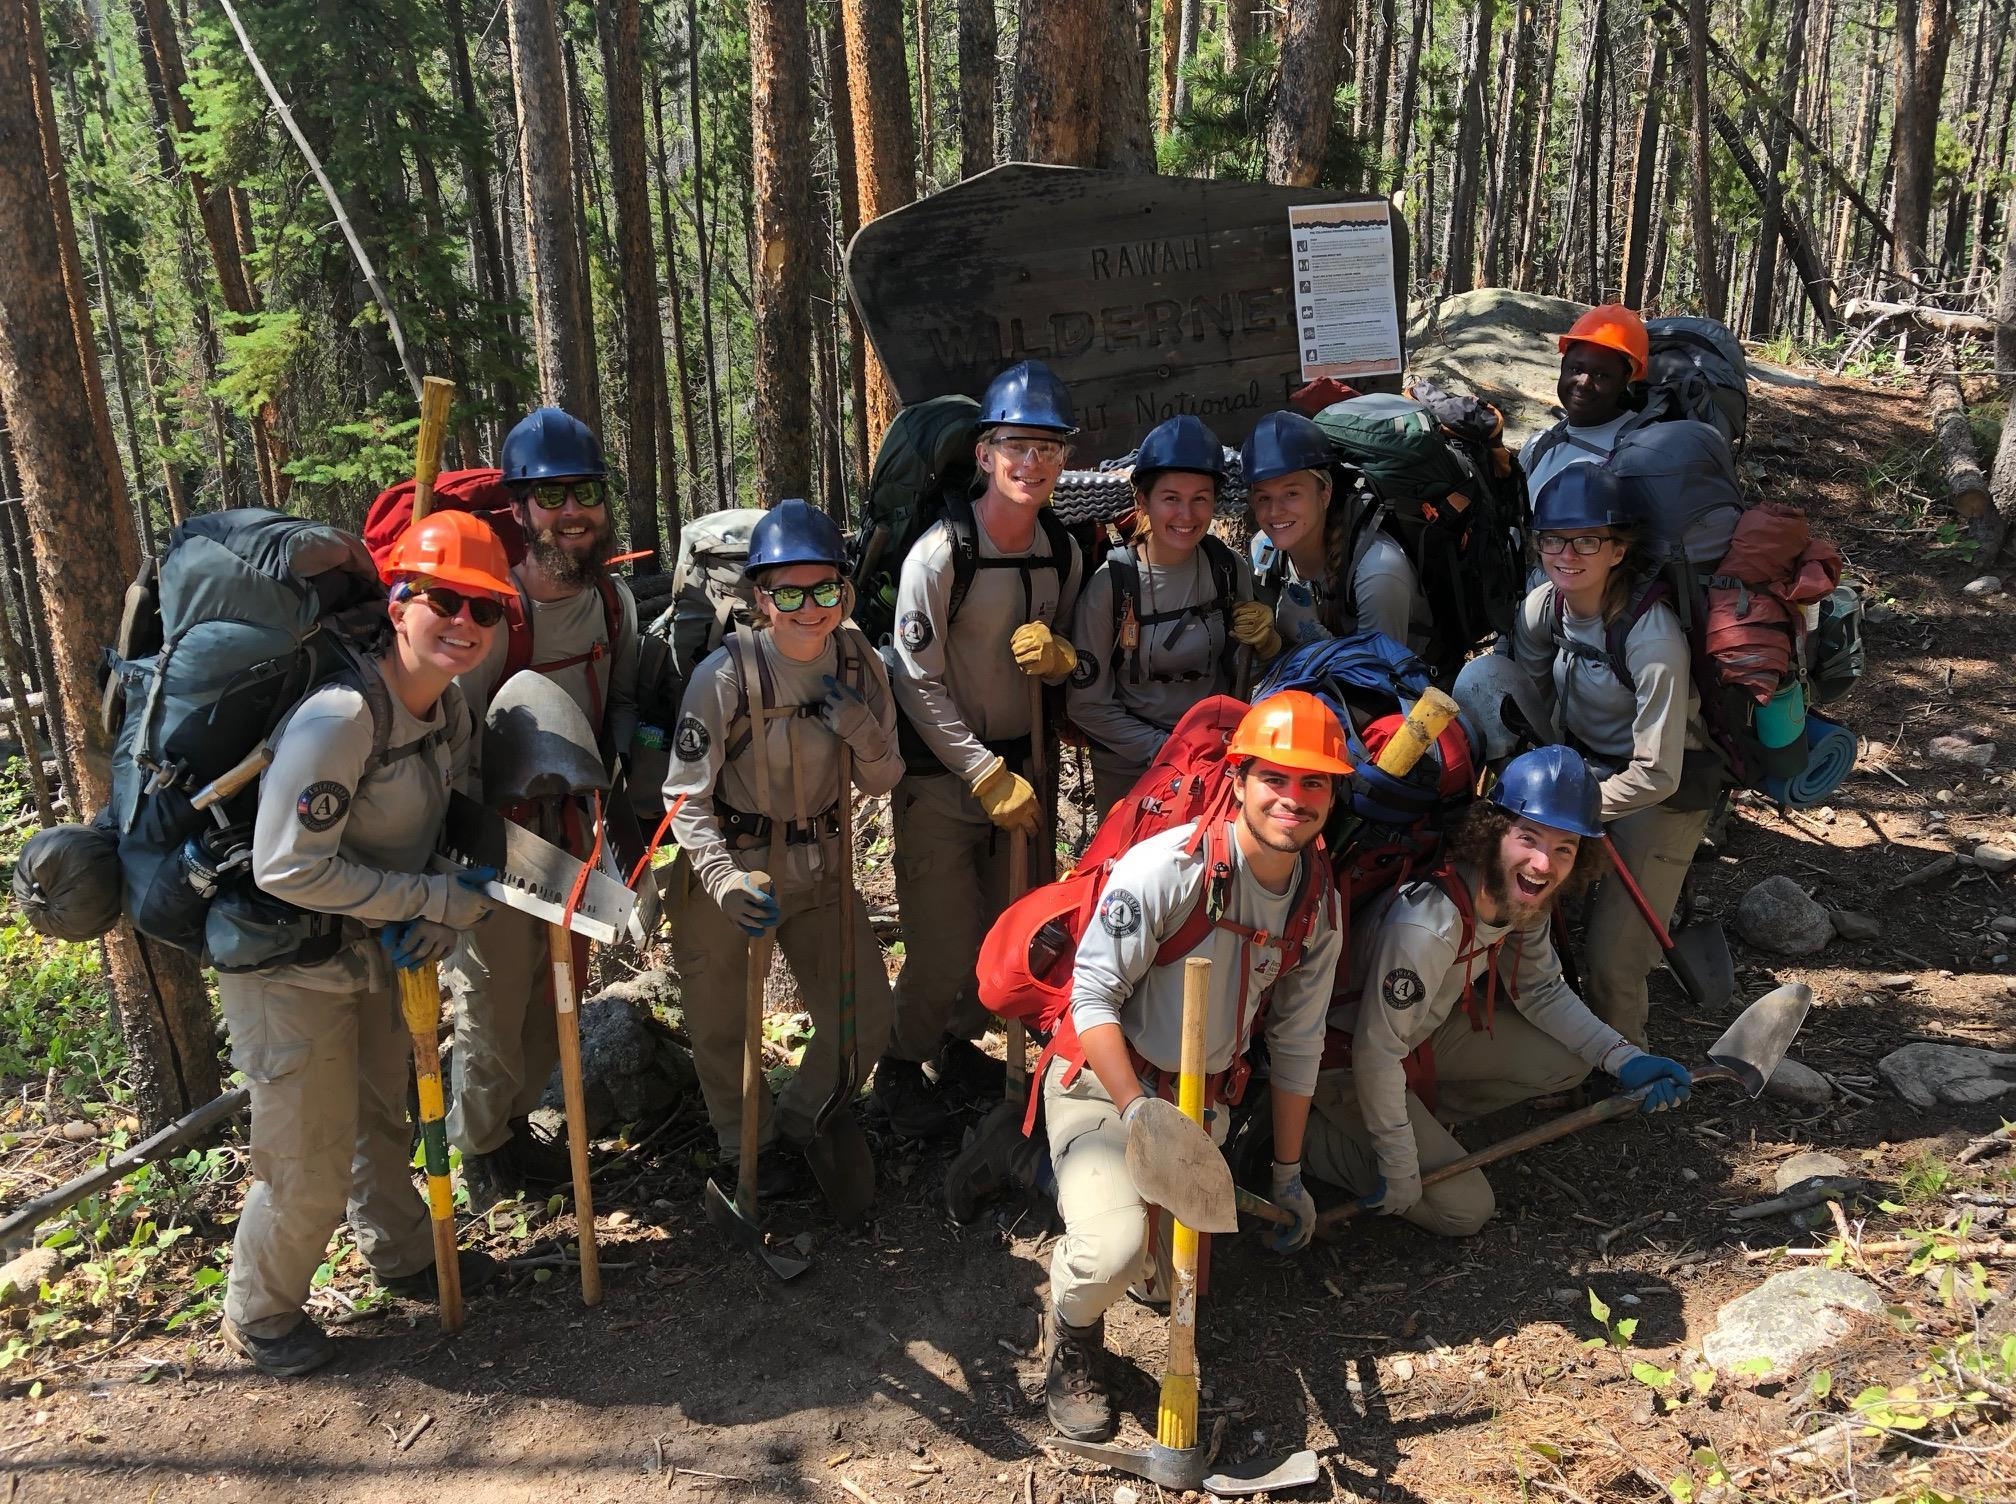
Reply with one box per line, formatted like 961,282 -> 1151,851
886,770 -> 1015,1063
1303,1006 -> 1591,1238
670,855 -> 893,1156
1582,802 -> 1711,1047
445,906 -> 562,1157
218,965 -> 433,1338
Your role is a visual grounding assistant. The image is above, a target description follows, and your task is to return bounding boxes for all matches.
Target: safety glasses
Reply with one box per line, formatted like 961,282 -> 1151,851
527,480 -> 606,511
1536,533 -> 1616,556
988,437 -> 1069,466
762,579 -> 845,613
412,585 -> 506,628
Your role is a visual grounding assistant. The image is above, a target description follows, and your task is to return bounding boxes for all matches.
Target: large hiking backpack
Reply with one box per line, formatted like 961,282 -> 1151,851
1313,392 -> 1526,678
1644,315 -> 1749,450
849,396 -> 979,643
977,695 -> 1335,1128
100,510 -> 430,971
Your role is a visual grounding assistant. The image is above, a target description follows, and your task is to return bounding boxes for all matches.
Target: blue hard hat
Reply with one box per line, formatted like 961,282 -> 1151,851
500,407 -> 607,485
745,498 -> 845,577
1240,410 -> 1336,487
978,360 -> 1077,434
1489,744 -> 1605,839
1532,464 -> 1633,534
1133,415 -> 1227,485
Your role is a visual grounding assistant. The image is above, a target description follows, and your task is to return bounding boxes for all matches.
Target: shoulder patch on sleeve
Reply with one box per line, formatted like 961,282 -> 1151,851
1380,967 -> 1426,1010
1068,650 -> 1099,688
673,714 -> 712,762
295,781 -> 351,832
897,610 -> 934,652
1097,887 -> 1142,938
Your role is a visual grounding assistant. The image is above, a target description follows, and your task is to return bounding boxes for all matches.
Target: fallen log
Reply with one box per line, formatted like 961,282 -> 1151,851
1929,372 -> 2002,558
1842,298 -> 2007,340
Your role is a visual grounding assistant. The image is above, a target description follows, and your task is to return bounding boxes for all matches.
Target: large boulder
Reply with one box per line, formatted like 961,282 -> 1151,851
1405,289 -> 1586,446
1877,1043 -> 2016,1110
540,972 -> 698,1135
1701,1268 -> 1885,1379
1735,875 -> 1834,956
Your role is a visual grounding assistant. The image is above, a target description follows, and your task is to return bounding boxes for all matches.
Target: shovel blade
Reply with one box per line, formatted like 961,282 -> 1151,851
1124,1098 -> 1239,1234
803,1109 -> 876,1225
1667,921 -> 1737,1011
1704,982 -> 1814,1096
1204,1449 -> 1323,1497
483,670 -> 609,806
702,1176 -> 812,1280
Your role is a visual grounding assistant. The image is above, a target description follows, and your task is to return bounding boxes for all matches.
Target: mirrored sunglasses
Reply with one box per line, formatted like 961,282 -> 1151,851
528,480 -> 606,510
763,580 -> 845,613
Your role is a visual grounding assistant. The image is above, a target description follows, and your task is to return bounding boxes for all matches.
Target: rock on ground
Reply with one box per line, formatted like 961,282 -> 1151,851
1405,289 -> 1586,444
1773,1151 -> 1852,1193
1826,909 -> 1881,942
1700,1267 -> 1885,1379
1735,875 -> 1834,956
540,972 -> 699,1135
1929,733 -> 1997,767
1973,843 -> 2016,876
1764,1059 -> 1834,1110
0,1246 -> 61,1307
1877,1042 -> 2016,1110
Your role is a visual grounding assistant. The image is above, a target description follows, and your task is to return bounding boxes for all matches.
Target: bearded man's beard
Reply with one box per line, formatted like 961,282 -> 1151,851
524,515 -> 614,586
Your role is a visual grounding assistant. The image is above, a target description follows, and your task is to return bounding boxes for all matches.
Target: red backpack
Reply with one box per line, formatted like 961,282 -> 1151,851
366,467 -> 626,723
977,695 -> 1336,1131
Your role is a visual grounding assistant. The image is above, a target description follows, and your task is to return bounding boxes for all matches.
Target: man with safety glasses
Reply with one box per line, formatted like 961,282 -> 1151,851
874,359 -> 1084,1139
444,406 -> 642,1208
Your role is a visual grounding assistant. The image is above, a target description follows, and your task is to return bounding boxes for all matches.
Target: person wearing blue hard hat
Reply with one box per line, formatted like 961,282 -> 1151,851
660,498 -> 901,1202
1067,415 -> 1283,815
876,359 -> 1087,1139
1510,465 -> 1717,1048
1299,743 -> 1693,1238
1240,409 -> 1433,658
444,405 -> 643,1209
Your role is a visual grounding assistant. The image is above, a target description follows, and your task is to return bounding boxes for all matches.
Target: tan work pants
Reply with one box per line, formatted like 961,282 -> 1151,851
445,906 -> 561,1156
671,856 -> 893,1155
218,966 -> 433,1338
1043,1059 -> 1226,1327
1303,1006 -> 1591,1238
887,771 -> 1014,1063
1583,802 -> 1711,1047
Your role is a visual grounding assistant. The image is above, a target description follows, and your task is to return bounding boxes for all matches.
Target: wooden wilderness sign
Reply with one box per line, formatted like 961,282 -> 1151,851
845,163 -> 1410,463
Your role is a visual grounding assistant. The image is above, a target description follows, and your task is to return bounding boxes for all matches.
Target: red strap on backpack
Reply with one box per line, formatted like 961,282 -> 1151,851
501,574 -> 626,730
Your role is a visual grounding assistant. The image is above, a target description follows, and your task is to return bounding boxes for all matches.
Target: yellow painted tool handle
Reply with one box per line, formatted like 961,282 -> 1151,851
548,921 -> 601,1306
1376,688 -> 1462,776
410,375 -> 455,520
398,963 -> 462,1333
1157,955 -> 1212,1451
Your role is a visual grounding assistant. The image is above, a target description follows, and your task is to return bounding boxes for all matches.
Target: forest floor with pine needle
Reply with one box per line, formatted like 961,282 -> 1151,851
6,370 -> 2016,1503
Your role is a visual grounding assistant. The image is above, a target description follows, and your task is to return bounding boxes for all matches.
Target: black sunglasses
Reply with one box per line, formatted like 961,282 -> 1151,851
763,580 -> 845,613
526,480 -> 606,511
412,585 -> 506,628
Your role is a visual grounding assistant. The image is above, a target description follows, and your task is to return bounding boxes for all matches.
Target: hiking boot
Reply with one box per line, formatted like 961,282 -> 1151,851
711,1141 -> 817,1203
461,1144 -> 526,1214
944,1099 -> 1050,1224
222,1314 -> 337,1378
872,1056 -> 952,1140
933,1036 -> 1008,1102
375,1247 -> 505,1302
1043,1308 -> 1115,1442
508,1115 -> 573,1189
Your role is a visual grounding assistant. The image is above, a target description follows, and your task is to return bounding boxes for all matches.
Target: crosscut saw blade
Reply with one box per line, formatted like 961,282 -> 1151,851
433,791 -> 634,945
600,775 -> 664,945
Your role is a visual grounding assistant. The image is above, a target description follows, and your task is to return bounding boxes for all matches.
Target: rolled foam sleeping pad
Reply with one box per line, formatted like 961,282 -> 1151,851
1763,712 -> 1856,809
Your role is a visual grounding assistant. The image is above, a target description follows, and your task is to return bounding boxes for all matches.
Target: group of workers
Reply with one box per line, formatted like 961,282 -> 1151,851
213,302 -> 1717,1442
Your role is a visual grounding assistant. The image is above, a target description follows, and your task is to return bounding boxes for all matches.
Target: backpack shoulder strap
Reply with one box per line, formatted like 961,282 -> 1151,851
600,575 -> 632,656
1037,506 -> 1076,600
941,491 -> 982,624
1159,820 -> 1233,963
1337,490 -> 1389,619
1199,534 -> 1242,681
503,587 -> 533,679
1108,548 -> 1142,681
1605,577 -> 1672,695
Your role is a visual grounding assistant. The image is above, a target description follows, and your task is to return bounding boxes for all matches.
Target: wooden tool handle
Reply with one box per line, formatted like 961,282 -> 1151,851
1375,687 -> 1462,775
411,376 -> 455,519
190,744 -> 272,810
548,921 -> 602,1305
1005,830 -> 1030,1098
739,868 -> 775,1216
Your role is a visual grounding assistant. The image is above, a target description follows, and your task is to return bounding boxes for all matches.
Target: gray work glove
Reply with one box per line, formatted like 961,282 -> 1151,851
715,871 -> 781,937
1265,1159 -> 1318,1253
1362,1160 -> 1422,1218
437,863 -> 498,930
380,918 -> 458,970
818,676 -> 889,763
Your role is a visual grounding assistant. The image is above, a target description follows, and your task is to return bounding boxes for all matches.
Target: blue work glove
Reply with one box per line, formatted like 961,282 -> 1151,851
379,918 -> 458,971
1265,1159 -> 1317,1254
717,872 -> 782,937
456,864 -> 499,893
819,676 -> 890,762
1616,1054 -> 1693,1114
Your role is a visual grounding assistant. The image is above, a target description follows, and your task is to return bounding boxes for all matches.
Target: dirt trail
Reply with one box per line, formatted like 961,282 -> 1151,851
9,371 -> 2016,1503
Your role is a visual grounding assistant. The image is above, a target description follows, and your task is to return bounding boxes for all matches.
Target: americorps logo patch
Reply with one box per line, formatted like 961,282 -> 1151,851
295,781 -> 350,832
1097,888 -> 1142,938
673,715 -> 711,762
1381,967 -> 1426,1010
897,610 -> 933,652
1068,651 -> 1098,689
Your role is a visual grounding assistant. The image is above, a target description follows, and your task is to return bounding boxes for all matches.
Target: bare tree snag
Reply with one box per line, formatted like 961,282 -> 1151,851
1931,372 -> 2001,557
1840,299 -> 2006,338
1264,0 -> 1347,185
1683,0 -> 1725,317
751,0 -> 815,503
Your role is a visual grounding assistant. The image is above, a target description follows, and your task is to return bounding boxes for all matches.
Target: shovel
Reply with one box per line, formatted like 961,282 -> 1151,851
805,745 -> 875,1224
1245,983 -> 1816,1236
1604,835 -> 1736,1012
1051,957 -> 1319,1498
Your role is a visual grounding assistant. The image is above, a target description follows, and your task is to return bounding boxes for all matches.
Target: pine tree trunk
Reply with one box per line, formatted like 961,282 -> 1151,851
447,0 -> 518,423
1621,39 -> 1667,309
1173,0 -> 1202,122
915,0 -> 934,191
1225,0 -> 1257,67
1684,0 -> 1725,316
650,61 -> 702,525
1366,0 -> 1398,180
823,12 -> 872,487
507,0 -> 596,420
1012,0 -> 1106,165
752,0 -> 815,503
1962,0 -> 2014,293
1444,0 -> 1494,294
1159,0 -> 1179,134
1749,0 -> 1807,336
1937,0 -> 1992,276
1997,182 -> 2016,383
684,0 -> 729,508
841,0 -> 917,449
1099,0 -> 1155,171
957,0 -> 998,178
1831,18 -> 1880,274
0,15 -> 218,1129
1887,0 -> 1952,306
1264,0 -> 1348,185
1478,0 -> 1529,284
136,322 -> 188,525
1386,0 -> 1429,180
560,39 -> 606,428
1511,0 -> 1560,288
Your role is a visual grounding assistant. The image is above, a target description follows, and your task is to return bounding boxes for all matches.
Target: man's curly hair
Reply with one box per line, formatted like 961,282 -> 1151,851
1444,800 -> 1608,906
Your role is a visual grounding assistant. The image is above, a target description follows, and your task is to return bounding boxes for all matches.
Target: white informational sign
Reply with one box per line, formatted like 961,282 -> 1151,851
1287,202 -> 1403,381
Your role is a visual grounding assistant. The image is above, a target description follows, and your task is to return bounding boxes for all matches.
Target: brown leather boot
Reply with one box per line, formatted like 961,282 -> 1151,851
1044,1307 -> 1115,1442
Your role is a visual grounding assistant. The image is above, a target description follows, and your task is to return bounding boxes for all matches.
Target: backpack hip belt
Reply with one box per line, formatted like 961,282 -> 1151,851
715,798 -> 840,850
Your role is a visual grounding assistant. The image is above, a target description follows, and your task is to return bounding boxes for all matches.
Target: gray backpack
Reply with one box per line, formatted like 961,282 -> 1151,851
1644,316 -> 1748,451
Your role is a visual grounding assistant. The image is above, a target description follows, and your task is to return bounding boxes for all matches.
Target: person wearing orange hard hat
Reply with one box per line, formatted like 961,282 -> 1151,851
1035,690 -> 1348,1443
216,510 -> 513,1378
1519,303 -> 1651,505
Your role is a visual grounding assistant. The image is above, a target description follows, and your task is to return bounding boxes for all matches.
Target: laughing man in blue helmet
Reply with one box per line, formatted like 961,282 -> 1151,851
1300,745 -> 1693,1237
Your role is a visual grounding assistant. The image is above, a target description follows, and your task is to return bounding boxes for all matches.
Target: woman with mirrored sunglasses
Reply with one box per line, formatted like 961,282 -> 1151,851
1511,466 -> 1718,1050
213,511 -> 514,1378
661,499 -> 903,1206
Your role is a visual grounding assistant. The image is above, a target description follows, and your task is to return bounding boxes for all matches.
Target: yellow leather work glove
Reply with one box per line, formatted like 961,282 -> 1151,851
1229,600 -> 1283,659
1010,622 -> 1078,680
969,756 -> 1040,835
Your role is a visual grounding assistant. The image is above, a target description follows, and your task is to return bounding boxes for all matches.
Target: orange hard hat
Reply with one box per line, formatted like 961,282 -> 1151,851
390,510 -> 515,598
1557,303 -> 1649,382
1226,690 -> 1353,776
